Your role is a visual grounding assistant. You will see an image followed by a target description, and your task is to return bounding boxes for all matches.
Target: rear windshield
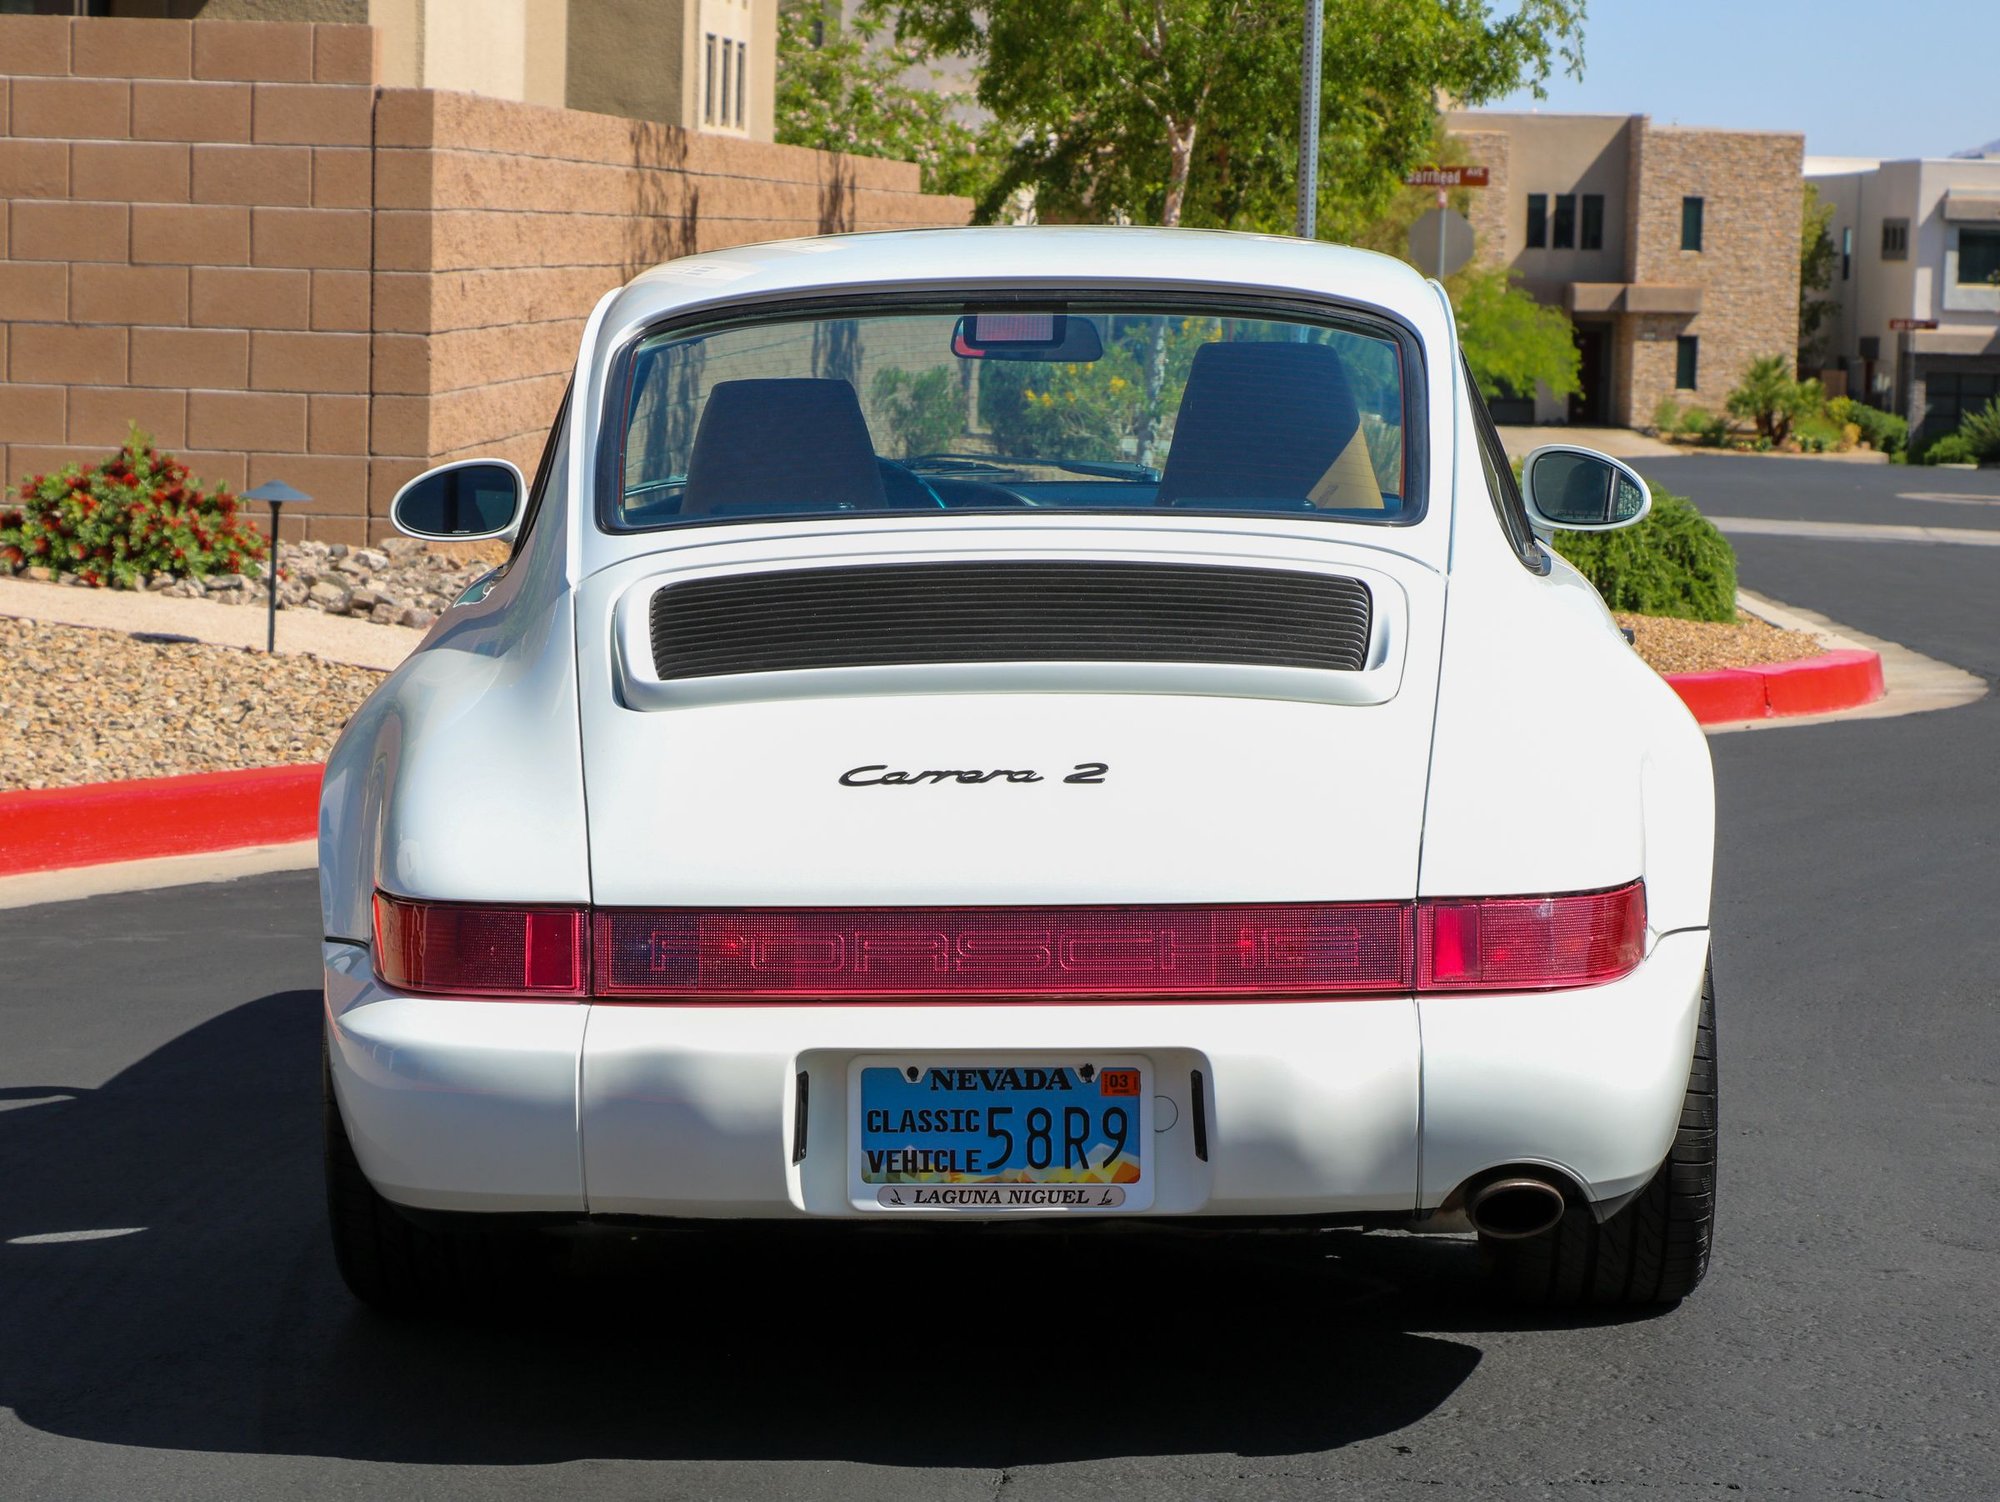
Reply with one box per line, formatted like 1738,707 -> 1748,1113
608,301 -> 1420,531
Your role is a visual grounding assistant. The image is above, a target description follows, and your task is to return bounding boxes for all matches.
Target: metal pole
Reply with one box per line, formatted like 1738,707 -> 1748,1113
1295,0 -> 1323,239
266,500 -> 281,653
1436,185 -> 1448,279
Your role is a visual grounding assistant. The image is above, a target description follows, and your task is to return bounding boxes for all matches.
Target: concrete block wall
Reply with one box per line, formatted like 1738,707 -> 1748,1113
1,14 -> 971,546
1615,122 -> 1803,427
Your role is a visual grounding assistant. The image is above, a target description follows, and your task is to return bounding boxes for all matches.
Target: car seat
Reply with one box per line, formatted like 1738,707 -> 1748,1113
681,378 -> 889,516
1154,341 -> 1384,511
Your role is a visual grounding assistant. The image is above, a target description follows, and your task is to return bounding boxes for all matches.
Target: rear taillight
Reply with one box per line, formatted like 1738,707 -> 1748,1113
1418,881 -> 1646,992
372,893 -> 588,998
369,883 -> 1643,1001
592,903 -> 1415,1001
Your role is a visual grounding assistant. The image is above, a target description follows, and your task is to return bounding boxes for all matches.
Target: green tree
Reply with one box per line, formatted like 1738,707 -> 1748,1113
1451,262 -> 1581,403
872,0 -> 1587,233
775,4 -> 1000,199
1799,182 -> 1837,365
1726,354 -> 1819,443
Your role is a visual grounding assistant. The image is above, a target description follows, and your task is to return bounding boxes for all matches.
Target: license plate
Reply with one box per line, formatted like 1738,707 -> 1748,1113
852,1057 -> 1150,1211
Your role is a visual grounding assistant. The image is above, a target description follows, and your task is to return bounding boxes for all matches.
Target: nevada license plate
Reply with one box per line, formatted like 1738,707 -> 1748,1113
852,1057 -> 1151,1211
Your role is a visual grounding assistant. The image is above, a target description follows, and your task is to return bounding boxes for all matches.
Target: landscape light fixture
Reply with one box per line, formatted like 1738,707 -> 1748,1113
240,480 -> 314,654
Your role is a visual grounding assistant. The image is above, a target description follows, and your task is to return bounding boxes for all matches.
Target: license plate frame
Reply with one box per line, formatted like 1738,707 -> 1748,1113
848,1055 -> 1154,1212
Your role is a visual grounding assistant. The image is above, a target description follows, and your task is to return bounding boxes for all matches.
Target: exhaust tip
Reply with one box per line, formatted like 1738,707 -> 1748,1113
1466,1175 -> 1569,1241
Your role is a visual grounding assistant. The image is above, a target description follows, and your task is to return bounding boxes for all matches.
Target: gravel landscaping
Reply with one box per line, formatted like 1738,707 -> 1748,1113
0,602 -> 1834,794
0,616 -> 384,792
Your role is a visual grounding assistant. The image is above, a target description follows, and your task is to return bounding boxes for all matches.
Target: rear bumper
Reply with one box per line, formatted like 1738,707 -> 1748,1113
323,928 -> 1708,1220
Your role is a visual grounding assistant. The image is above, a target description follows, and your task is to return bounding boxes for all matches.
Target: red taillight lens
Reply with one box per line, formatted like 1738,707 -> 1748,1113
591,903 -> 1416,1000
372,893 -> 587,998
1417,881 -> 1646,992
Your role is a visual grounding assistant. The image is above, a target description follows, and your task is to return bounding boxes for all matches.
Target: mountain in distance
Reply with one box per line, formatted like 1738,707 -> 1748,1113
1951,136 -> 1999,159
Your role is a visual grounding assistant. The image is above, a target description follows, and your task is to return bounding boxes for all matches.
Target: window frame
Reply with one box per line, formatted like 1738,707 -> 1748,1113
1675,334 -> 1699,391
506,380 -> 573,568
1681,196 -> 1705,252
1552,193 -> 1576,250
703,33 -> 717,124
1580,193 -> 1604,252
593,287 -> 1434,539
1881,219 -> 1909,260
737,41 -> 748,128
1525,193 -> 1548,249
1956,225 -> 2000,286
1461,364 -> 1546,575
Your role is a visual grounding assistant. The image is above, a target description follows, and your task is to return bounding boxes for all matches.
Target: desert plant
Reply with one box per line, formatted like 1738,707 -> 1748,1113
1651,394 -> 1683,435
870,365 -> 966,458
1958,395 -> 2000,462
1551,488 -> 1738,623
0,427 -> 264,588
1693,410 -> 1731,447
1725,354 -> 1817,443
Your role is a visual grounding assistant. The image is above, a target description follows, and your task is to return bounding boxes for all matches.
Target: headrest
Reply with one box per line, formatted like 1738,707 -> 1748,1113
682,379 -> 887,516
1155,342 -> 1380,510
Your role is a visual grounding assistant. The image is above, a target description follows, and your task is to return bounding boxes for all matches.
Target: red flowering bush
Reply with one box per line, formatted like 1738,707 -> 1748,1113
0,427 -> 266,589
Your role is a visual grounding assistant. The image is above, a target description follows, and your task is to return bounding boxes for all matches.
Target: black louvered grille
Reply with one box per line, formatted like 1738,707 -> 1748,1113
648,561 -> 1372,681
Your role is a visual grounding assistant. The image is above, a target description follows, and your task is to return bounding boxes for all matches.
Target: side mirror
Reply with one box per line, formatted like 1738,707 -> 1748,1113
1520,445 -> 1651,532
389,459 -> 526,542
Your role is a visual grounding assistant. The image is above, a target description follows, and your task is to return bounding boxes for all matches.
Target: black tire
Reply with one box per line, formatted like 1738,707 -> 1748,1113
323,1038 -> 547,1316
1483,960 -> 1718,1306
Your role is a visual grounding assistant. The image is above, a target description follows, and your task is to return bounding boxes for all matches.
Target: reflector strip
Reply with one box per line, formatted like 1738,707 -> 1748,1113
592,903 -> 1416,1000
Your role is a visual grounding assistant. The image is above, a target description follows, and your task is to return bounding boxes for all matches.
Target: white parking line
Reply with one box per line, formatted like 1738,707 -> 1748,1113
1896,492 -> 2000,507
1710,516 -> 2000,546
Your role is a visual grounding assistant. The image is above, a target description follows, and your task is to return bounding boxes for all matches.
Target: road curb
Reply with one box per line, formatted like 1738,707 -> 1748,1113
1664,648 -> 1885,726
0,765 -> 322,878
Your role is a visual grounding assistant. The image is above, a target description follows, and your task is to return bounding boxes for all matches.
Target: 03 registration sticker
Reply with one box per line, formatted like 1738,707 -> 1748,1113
849,1056 -> 1154,1212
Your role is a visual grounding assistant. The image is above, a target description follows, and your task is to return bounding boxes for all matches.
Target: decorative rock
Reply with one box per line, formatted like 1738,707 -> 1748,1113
327,543 -> 349,558
352,548 -> 390,570
347,588 -> 379,612
369,601 -> 401,625
25,566 -> 53,582
309,581 -> 351,610
204,573 -> 243,591
399,607 -> 436,629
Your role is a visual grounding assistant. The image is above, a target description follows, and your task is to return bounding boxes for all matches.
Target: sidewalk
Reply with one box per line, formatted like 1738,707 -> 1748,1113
0,576 -> 423,673
1496,425 -> 1679,462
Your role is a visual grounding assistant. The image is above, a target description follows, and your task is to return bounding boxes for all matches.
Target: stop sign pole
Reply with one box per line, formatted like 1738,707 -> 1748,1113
1295,0 -> 1324,239
1404,165 -> 1489,279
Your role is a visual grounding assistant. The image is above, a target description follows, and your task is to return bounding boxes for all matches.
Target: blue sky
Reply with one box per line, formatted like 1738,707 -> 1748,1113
1485,0 -> 1994,160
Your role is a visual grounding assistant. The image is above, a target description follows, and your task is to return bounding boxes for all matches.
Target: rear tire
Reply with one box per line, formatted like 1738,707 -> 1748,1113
323,1038 -> 547,1316
1482,960 -> 1718,1306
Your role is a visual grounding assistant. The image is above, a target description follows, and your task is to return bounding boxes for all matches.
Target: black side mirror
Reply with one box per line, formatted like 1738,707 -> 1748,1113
390,460 -> 526,541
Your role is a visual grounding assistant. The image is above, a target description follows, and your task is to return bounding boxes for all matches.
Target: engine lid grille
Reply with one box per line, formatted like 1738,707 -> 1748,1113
648,560 -> 1373,681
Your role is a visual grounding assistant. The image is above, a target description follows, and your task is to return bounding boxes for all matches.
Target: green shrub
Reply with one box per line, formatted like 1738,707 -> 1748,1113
1551,488 -> 1738,623
0,427 -> 264,588
1921,432 -> 1977,465
1693,410 -> 1731,446
870,365 -> 965,458
1959,395 -> 2000,462
1793,410 -> 1841,450
1852,404 -> 1908,455
1651,394 -> 1682,435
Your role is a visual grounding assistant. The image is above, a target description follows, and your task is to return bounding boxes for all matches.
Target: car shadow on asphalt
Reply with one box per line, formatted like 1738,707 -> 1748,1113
0,988 -> 1654,1468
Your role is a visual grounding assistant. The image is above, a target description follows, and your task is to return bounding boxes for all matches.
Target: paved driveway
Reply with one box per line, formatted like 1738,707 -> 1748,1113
1,455 -> 1994,1498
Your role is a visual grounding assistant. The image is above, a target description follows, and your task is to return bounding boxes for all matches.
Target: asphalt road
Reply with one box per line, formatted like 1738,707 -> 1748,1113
3,454 -> 1995,1499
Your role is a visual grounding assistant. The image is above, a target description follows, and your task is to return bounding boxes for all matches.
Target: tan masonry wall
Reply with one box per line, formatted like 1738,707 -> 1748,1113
1,14 -> 971,546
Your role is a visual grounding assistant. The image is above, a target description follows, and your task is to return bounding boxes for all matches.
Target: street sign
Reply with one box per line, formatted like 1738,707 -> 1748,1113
1404,165 -> 1490,189
1409,207 -> 1476,278
1888,318 -> 1939,331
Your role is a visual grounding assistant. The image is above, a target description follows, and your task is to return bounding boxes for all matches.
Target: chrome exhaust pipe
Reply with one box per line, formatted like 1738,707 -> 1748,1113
1466,1175 -> 1569,1240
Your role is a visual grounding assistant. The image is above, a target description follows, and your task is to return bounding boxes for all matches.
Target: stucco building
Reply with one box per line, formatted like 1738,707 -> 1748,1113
1446,111 -> 1803,430
1804,155 -> 2000,442
7,1 -> 779,141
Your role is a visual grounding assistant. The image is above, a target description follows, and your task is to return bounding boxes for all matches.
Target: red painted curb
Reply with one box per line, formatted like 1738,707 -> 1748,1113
0,764 -> 321,878
1665,648 -> 1884,725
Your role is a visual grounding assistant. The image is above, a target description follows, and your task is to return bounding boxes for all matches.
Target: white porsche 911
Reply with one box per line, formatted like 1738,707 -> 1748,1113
319,226 -> 1716,1313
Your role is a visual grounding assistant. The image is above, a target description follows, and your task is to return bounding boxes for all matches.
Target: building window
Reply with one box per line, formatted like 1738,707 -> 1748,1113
1675,335 -> 1699,390
720,33 -> 732,126
1882,219 -> 1909,260
1842,226 -> 1852,280
1958,226 -> 2000,285
1580,193 -> 1604,251
737,41 -> 748,127
1553,193 -> 1576,249
704,33 -> 717,123
1681,196 -> 1704,252
1525,194 -> 1547,249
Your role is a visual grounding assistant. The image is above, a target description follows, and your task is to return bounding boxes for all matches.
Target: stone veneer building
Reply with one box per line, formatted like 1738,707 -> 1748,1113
1446,111 -> 1803,430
